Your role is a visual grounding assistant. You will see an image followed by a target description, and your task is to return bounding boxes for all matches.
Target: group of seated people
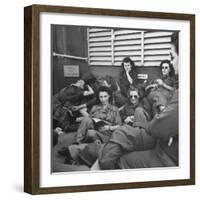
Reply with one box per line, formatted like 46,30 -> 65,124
52,52 -> 179,171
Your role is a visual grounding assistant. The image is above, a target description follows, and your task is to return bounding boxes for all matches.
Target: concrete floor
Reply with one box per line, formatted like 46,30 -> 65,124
52,132 -> 90,172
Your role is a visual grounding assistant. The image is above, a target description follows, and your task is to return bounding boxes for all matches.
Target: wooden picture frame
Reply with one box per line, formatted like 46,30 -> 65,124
24,4 -> 195,194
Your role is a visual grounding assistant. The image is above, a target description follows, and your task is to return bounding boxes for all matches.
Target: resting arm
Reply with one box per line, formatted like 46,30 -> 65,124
104,124 -> 121,131
83,85 -> 94,96
126,71 -> 133,84
161,82 -> 174,91
156,79 -> 174,91
119,74 -> 129,96
145,83 -> 158,91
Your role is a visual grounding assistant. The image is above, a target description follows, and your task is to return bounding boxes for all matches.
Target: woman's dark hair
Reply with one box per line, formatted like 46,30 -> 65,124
104,75 -> 118,92
159,60 -> 175,78
121,57 -> 135,73
127,86 -> 139,98
171,32 -> 179,54
96,86 -> 113,104
81,73 -> 97,85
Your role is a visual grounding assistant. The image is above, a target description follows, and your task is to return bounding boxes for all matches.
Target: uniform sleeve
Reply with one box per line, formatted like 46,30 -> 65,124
89,105 -> 98,117
113,108 -> 122,126
164,77 -> 175,87
85,96 -> 98,110
119,73 -> 129,97
147,90 -> 178,141
119,71 -> 137,97
130,71 -> 138,86
119,106 -> 127,122
59,86 -> 84,104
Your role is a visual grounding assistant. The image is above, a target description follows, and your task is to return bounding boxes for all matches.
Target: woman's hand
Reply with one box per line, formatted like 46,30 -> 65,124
125,71 -> 133,84
157,105 -> 166,113
71,105 -> 79,111
54,127 -> 64,135
100,125 -> 110,131
124,116 -> 134,124
155,79 -> 164,86
75,134 -> 83,144
103,125 -> 110,131
83,85 -> 94,96
71,104 -> 87,111
100,124 -> 120,132
125,67 -> 131,73
145,83 -> 158,91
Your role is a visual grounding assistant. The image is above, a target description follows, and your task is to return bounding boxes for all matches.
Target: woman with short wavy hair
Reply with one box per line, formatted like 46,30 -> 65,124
119,57 -> 137,97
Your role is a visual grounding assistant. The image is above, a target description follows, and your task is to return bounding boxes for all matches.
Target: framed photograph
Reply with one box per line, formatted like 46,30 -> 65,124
24,4 -> 195,194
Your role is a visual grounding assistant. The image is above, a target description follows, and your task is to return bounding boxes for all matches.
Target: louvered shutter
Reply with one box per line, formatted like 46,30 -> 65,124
143,31 -> 173,66
88,28 -> 173,67
113,29 -> 142,66
88,28 -> 113,65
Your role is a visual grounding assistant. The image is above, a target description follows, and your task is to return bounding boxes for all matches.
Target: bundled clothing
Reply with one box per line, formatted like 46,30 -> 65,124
53,84 -> 85,131
69,140 -> 102,167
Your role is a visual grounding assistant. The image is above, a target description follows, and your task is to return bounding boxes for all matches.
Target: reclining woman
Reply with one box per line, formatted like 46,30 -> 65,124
53,74 -> 98,133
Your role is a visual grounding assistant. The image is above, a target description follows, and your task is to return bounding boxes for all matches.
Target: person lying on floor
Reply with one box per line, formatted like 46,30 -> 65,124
71,73 -> 101,116
53,76 -> 95,132
57,86 -> 122,166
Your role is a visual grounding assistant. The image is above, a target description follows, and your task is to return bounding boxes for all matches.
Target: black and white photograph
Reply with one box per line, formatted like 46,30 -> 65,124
24,5 -> 195,194
51,25 -> 179,172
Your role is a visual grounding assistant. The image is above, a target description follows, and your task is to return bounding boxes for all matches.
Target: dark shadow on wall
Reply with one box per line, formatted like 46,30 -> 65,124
52,25 -> 89,94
